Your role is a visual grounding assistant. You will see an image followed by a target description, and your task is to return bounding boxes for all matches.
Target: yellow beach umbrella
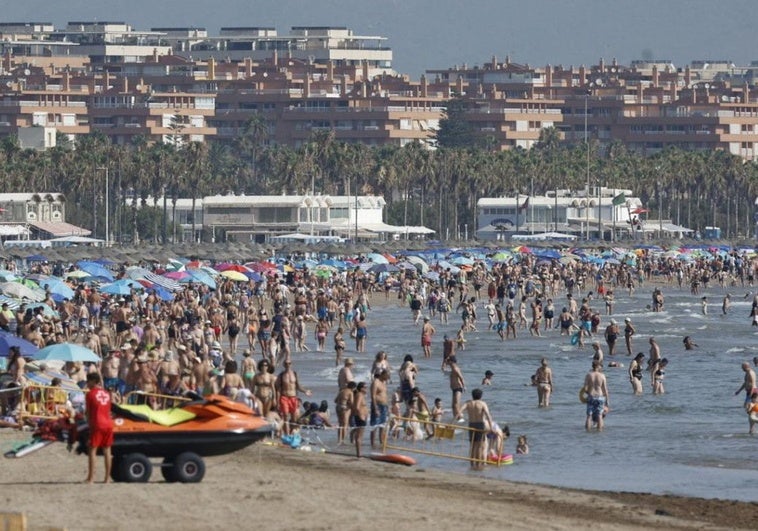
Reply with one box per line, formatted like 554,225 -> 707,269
219,270 -> 249,282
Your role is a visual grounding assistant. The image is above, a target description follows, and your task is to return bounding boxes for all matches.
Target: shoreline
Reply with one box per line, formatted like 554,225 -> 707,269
0,432 -> 754,530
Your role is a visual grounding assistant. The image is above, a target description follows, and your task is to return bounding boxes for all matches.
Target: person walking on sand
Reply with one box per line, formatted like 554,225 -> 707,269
84,372 -> 114,483
456,388 -> 494,470
582,361 -> 610,432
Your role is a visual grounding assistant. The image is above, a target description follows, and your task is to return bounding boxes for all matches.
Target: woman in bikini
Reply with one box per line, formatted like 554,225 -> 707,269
240,350 -> 256,391
252,359 -> 276,416
535,358 -> 553,407
335,381 -> 356,445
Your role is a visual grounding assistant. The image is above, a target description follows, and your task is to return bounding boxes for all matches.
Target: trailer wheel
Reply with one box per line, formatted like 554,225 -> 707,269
161,457 -> 178,483
120,453 -> 153,482
173,452 -> 205,483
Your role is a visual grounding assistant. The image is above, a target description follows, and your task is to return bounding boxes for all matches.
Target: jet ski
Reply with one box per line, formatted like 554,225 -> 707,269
6,394 -> 274,483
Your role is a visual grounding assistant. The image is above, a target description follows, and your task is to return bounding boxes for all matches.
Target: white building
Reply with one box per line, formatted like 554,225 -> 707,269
477,187 -> 693,241
203,193 -> 432,242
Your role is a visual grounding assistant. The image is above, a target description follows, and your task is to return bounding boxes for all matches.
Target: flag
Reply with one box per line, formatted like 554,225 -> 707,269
518,197 -> 529,212
612,193 -> 626,206
630,207 -> 649,215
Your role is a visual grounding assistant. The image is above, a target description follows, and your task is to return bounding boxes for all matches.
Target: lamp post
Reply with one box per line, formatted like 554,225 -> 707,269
658,181 -> 663,239
585,92 -> 590,240
96,166 -> 109,245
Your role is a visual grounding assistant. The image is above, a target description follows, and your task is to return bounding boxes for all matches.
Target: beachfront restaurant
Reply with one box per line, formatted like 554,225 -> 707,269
203,194 -> 434,243
476,187 -> 653,241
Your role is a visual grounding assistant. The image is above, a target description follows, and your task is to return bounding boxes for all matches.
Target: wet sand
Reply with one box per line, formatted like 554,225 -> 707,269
0,431 -> 754,530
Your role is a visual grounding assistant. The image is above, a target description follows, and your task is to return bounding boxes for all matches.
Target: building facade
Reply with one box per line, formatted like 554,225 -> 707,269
477,187 -> 693,241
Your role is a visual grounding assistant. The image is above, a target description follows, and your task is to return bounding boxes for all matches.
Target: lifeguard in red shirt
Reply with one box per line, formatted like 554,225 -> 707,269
85,372 -> 114,483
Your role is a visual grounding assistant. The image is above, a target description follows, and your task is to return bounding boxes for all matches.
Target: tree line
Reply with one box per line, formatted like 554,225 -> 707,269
1,115 -> 757,243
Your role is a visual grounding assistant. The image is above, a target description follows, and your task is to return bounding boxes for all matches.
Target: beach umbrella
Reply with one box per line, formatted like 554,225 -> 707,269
25,254 -> 48,262
366,252 -> 389,264
368,263 -> 399,274
404,255 -> 429,273
0,270 -> 18,282
76,261 -> 114,282
100,279 -> 141,296
38,277 -> 75,300
490,251 -> 512,262
245,261 -> 277,273
24,302 -> 59,318
33,343 -> 100,363
164,271 -> 191,281
0,331 -> 39,357
215,263 -> 252,274
185,269 -> 217,290
219,270 -> 249,282
65,270 -> 91,280
423,271 -> 440,282
0,282 -> 45,301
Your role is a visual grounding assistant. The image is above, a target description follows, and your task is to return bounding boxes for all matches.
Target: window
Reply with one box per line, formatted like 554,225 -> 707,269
257,207 -> 294,223
207,206 -> 250,215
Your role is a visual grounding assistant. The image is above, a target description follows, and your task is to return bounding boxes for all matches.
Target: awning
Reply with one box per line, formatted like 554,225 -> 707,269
0,224 -> 30,237
28,221 -> 91,237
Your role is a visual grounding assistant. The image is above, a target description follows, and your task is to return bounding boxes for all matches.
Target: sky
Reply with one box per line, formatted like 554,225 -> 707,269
4,0 -> 758,78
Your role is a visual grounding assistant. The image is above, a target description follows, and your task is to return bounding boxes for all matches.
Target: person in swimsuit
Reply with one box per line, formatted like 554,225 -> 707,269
628,352 -> 645,395
457,388 -> 494,470
335,381 -> 356,445
240,350 -> 256,391
623,317 -> 635,356
350,382 -> 369,457
583,361 -> 610,432
448,356 -> 465,418
535,358 -> 553,407
604,319 -> 620,356
652,358 -> 668,395
252,359 -> 276,417
275,359 -> 311,435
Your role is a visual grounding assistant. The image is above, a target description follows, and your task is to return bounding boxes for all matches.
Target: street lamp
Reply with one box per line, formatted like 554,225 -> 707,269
584,92 -> 590,240
97,167 -> 109,246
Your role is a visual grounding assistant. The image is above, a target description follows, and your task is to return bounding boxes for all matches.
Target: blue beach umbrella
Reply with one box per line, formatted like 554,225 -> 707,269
33,343 -> 100,363
39,278 -> 75,300
100,279 -> 141,296
76,261 -> 115,282
0,331 -> 39,357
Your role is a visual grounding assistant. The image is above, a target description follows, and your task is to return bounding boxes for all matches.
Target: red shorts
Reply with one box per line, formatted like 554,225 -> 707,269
89,428 -> 114,449
278,395 -> 299,416
421,335 -> 432,347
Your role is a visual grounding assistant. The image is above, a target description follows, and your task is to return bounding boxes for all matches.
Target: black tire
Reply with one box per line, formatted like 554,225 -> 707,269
120,453 -> 153,483
161,457 -> 178,483
172,452 -> 205,483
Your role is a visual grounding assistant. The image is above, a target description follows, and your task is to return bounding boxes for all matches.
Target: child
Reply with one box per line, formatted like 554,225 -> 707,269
455,325 -> 467,351
516,434 -> 529,455
746,391 -> 758,434
431,398 -> 444,423
652,358 -> 668,395
481,370 -> 494,386
701,296 -> 708,316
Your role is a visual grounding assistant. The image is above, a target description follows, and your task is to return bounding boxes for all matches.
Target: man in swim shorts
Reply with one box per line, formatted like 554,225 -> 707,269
583,361 -> 610,432
735,361 -> 757,405
275,360 -> 311,435
370,370 -> 390,448
421,316 -> 435,358
448,356 -> 466,418
457,388 -> 493,470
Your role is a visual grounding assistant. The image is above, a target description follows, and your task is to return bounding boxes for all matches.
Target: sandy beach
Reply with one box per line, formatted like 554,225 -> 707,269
0,431 -> 754,531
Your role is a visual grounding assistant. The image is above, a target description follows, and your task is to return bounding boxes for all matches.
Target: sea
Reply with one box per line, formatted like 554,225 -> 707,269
289,281 -> 758,502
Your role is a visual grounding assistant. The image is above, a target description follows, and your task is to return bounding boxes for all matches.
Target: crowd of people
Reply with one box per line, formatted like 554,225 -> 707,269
2,244 -> 758,473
